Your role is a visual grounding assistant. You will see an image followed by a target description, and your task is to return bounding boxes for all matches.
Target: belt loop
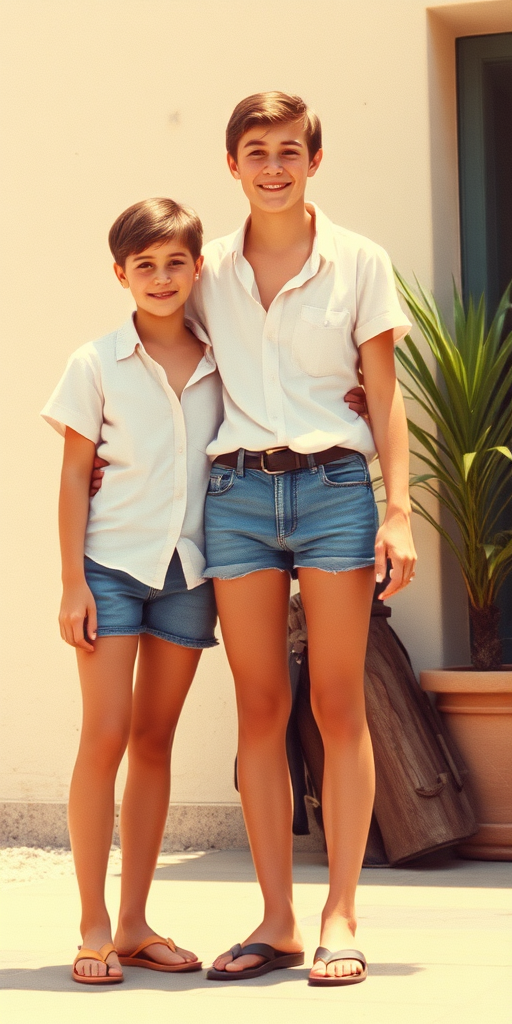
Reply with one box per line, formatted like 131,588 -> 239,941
307,453 -> 317,472
236,448 -> 245,477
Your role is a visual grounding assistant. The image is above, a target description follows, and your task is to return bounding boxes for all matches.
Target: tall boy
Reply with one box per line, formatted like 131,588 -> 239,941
188,92 -> 415,985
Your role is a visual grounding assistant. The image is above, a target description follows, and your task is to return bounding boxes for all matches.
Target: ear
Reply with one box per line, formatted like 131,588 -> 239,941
307,148 -> 323,179
194,254 -> 205,280
113,262 -> 130,289
227,151 -> 241,180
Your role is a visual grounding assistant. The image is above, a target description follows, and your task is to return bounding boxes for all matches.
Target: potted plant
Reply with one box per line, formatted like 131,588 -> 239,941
394,274 -> 512,860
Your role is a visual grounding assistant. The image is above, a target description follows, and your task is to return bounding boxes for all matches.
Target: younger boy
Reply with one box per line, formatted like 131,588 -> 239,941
42,198 -> 222,982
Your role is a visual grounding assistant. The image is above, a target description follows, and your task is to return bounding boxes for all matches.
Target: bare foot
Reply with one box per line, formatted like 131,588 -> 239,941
309,915 -> 364,981
212,918 -> 303,974
115,925 -> 199,967
74,928 -> 123,979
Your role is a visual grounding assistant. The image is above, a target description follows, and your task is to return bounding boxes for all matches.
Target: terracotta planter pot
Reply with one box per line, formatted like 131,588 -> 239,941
420,667 -> 512,861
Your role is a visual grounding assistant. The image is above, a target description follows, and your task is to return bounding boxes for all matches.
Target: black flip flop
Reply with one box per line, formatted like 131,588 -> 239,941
308,946 -> 368,986
206,942 -> 305,980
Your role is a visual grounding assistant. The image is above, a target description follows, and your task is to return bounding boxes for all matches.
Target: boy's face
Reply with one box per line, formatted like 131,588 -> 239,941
114,239 -> 203,317
227,122 -> 322,214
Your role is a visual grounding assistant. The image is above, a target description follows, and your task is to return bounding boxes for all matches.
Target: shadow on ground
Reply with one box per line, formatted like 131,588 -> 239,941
0,962 -> 424,992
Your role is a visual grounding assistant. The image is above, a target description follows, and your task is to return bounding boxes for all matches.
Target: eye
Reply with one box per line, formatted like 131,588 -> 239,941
169,259 -> 186,266
136,262 -> 153,270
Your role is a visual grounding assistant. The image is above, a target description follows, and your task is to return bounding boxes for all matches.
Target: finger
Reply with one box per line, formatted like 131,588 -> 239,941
93,457 -> 109,469
91,469 -> 104,481
380,558 -> 406,599
86,600 -> 97,643
71,614 -> 94,652
374,540 -> 387,585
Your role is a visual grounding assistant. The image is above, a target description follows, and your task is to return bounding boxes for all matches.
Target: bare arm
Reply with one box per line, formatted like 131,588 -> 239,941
59,427 -> 98,651
359,330 -> 417,599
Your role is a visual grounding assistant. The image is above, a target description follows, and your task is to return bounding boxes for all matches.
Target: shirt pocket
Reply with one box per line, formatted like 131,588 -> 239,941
292,305 -> 351,377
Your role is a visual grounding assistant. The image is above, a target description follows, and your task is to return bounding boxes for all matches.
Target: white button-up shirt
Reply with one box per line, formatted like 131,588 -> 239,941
188,204 -> 411,460
42,315 -> 223,589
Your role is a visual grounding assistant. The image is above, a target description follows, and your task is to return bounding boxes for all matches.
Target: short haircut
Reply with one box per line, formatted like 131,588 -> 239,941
108,198 -> 203,266
226,91 -> 322,161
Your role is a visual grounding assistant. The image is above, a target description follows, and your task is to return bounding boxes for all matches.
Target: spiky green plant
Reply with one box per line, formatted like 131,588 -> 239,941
395,273 -> 512,670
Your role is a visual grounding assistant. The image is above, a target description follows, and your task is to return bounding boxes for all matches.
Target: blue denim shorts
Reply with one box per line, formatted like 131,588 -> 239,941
204,452 -> 379,579
84,551 -> 218,648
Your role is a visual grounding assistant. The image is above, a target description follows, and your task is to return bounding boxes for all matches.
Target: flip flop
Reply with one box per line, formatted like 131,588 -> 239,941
72,941 -> 123,984
308,946 -> 368,986
117,935 -> 202,973
206,942 -> 305,980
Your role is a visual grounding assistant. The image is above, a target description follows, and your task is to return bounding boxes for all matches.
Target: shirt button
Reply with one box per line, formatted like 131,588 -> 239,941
178,446 -> 184,454
324,319 -> 329,326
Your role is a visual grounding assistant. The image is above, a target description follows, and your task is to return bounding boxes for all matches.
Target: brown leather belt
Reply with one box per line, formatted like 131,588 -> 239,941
212,445 -> 359,475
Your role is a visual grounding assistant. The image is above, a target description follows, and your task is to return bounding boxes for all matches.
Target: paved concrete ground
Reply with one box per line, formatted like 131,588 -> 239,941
1,849 -> 511,1024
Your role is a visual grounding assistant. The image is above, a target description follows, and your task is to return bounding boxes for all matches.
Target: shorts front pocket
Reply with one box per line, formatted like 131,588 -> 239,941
292,305 -> 351,377
207,467 -> 236,495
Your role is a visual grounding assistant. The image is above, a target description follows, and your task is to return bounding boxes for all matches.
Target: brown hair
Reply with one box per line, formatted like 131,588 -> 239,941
226,91 -> 322,161
108,198 -> 203,266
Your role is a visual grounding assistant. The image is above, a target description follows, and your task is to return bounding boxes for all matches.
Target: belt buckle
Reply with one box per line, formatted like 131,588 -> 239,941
260,447 -> 287,474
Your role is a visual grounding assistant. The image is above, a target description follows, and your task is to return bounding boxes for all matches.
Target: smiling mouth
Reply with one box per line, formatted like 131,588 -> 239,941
258,182 -> 291,192
148,291 -> 177,299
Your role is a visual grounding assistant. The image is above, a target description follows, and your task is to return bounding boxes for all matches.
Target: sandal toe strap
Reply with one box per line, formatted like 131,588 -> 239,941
129,935 -> 176,959
313,946 -> 367,967
74,943 -> 116,966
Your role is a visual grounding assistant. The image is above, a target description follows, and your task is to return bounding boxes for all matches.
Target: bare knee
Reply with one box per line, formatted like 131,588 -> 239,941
311,685 -> 366,743
129,721 -> 176,765
238,688 -> 291,743
79,725 -> 129,773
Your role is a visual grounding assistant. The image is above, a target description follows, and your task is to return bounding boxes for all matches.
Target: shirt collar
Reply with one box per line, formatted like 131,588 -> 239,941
226,202 -> 338,269
115,314 -> 141,361
115,312 -> 216,369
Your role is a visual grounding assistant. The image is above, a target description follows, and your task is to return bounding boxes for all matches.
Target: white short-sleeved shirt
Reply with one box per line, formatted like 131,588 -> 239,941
41,315 -> 223,589
187,203 -> 411,460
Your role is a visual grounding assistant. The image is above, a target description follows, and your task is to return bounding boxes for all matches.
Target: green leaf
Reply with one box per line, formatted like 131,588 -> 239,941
394,271 -> 512,617
463,452 -> 477,479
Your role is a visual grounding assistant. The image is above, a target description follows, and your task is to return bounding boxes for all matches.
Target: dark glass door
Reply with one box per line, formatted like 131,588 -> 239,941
457,33 -> 512,661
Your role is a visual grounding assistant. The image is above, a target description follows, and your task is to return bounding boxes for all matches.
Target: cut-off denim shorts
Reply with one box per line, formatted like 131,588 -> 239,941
84,550 -> 218,648
204,452 -> 379,580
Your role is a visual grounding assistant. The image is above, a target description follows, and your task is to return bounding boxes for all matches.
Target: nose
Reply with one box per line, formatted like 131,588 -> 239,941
154,266 -> 172,282
263,156 -> 283,175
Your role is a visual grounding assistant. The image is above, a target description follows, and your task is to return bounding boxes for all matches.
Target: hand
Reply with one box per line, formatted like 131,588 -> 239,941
90,455 -> 108,497
374,510 -> 417,600
59,580 -> 98,652
344,385 -> 368,420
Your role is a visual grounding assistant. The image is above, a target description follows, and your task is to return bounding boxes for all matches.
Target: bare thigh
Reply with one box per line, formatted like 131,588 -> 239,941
130,634 -> 202,747
297,567 -> 374,716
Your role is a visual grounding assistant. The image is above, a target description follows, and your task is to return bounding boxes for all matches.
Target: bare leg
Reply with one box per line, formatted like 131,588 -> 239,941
115,634 -> 201,966
212,570 -> 303,973
69,636 -> 138,978
298,566 -> 375,981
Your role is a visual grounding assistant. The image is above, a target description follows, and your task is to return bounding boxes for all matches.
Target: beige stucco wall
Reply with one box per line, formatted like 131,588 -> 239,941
2,0 -> 510,807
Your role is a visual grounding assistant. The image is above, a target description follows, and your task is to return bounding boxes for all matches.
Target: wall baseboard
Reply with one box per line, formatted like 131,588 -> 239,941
0,801 -> 324,852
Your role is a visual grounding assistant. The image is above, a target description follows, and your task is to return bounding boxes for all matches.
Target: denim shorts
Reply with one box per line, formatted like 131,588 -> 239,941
204,452 -> 379,579
84,551 -> 218,648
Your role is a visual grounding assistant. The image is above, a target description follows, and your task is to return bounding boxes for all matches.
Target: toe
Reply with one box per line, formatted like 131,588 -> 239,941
225,955 -> 264,973
105,954 -> 123,978
174,945 -> 198,964
213,953 -> 233,971
309,960 -> 327,979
